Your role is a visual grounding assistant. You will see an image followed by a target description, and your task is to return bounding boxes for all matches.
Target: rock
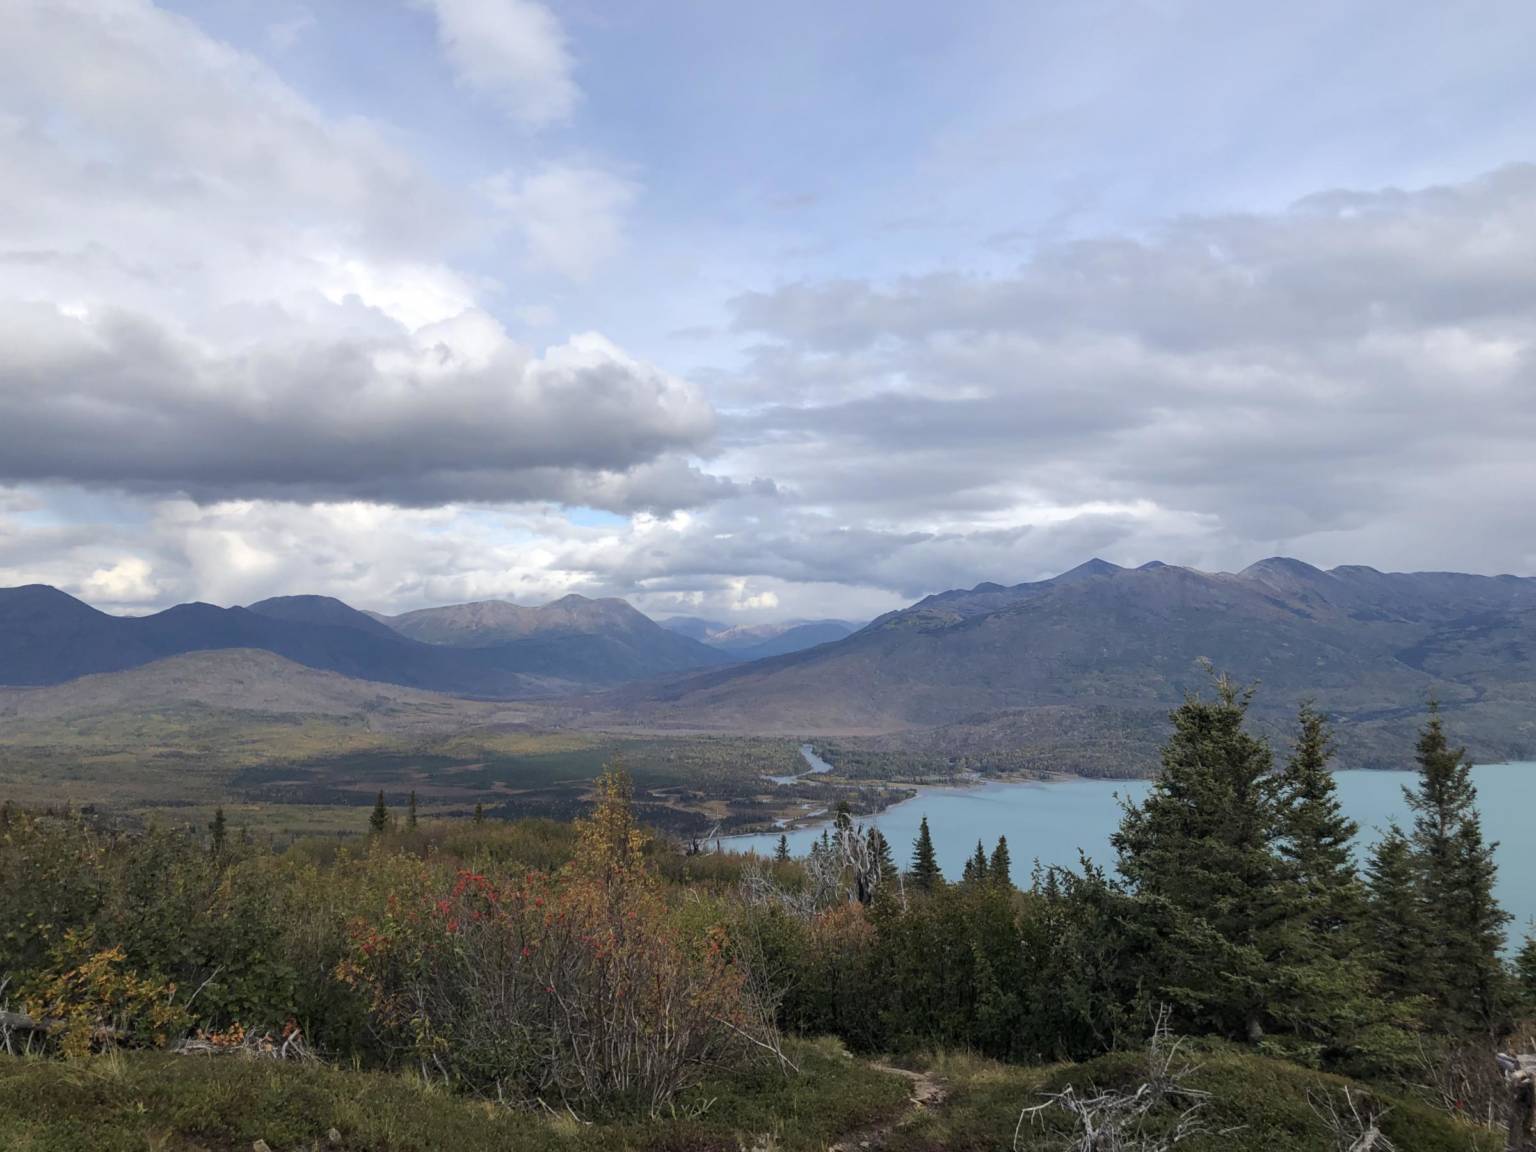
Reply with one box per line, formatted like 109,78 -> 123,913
252,1142 -> 272,1152
328,1129 -> 343,1144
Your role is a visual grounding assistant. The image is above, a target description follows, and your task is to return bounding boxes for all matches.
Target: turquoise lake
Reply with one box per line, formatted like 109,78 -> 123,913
734,760 -> 1536,940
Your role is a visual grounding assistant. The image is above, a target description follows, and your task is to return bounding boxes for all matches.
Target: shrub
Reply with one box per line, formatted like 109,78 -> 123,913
343,771 -> 780,1113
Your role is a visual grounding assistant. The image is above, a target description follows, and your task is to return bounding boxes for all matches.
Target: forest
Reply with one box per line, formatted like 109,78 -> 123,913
1,679 -> 1534,1150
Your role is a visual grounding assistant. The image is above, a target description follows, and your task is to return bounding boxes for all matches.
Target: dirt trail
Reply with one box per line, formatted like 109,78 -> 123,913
830,1062 -> 947,1151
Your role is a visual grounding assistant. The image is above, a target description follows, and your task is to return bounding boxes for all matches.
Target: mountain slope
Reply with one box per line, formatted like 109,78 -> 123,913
0,588 -> 726,697
658,616 -> 727,643
603,559 -> 1536,768
707,620 -> 858,658
371,594 -> 733,680
247,595 -> 405,640
0,649 -> 494,726
658,616 -> 859,658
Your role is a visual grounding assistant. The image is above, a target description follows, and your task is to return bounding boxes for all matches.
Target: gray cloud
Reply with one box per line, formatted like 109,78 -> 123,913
0,305 -> 716,508
704,165 -> 1536,596
0,0 -> 723,512
6,3 -> 1536,623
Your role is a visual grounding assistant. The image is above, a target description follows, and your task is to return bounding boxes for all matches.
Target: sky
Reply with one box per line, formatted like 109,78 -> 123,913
4,0 -> 1536,622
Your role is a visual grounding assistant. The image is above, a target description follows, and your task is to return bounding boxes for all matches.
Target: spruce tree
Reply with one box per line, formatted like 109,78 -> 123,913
910,816 -> 942,890
208,806 -> 227,857
473,801 -> 485,824
1516,928 -> 1536,1014
774,833 -> 791,863
406,789 -> 418,830
1114,675 -> 1285,1041
368,791 -> 389,835
1265,704 -> 1394,1060
868,826 -> 897,878
1277,703 -> 1365,948
1364,823 -> 1426,1003
989,835 -> 1013,887
963,839 -> 989,884
1404,706 -> 1509,1032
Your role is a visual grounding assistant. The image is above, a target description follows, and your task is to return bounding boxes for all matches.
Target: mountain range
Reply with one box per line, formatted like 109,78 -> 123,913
598,558 -> 1536,770
659,617 -> 859,659
3,558 -> 1534,773
0,586 -> 730,697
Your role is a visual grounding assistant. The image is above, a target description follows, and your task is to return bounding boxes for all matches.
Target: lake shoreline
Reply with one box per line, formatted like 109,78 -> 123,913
732,761 -> 1536,948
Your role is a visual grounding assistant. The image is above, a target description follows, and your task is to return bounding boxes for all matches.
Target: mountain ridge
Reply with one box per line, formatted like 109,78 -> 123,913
0,587 -> 729,697
594,558 -> 1536,770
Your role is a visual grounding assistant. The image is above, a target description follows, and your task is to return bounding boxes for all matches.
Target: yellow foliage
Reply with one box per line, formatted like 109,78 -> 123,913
26,931 -> 187,1057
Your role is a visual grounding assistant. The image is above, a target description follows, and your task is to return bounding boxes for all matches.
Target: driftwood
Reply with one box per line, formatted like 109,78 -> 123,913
1502,1054 -> 1536,1152
1308,1087 -> 1395,1152
174,1025 -> 315,1062
1015,1007 -> 1238,1152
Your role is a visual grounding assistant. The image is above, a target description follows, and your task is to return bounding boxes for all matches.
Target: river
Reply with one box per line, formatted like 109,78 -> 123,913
734,759 -> 1536,940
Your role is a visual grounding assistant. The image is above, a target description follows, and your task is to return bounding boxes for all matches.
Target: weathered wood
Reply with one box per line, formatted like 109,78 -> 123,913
0,1010 -> 49,1033
1505,1055 -> 1536,1152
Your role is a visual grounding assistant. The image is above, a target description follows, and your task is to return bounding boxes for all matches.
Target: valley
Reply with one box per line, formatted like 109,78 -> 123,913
4,558 -> 1535,837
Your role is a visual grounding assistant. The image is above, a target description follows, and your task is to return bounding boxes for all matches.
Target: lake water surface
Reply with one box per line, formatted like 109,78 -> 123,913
734,760 -> 1536,939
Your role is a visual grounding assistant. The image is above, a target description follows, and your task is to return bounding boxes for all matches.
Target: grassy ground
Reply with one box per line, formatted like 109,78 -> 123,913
0,1038 -> 910,1152
0,714 -> 873,838
0,1037 -> 1507,1152
883,1044 -> 1502,1152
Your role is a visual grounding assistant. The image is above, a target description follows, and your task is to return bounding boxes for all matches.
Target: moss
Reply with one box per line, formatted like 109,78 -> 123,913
0,1036 -> 910,1152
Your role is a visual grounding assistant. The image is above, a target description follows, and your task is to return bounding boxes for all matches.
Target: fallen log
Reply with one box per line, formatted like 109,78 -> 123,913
0,1010 -> 50,1033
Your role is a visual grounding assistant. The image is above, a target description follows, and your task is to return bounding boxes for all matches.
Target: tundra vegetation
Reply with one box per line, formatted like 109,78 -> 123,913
0,680 -> 1533,1150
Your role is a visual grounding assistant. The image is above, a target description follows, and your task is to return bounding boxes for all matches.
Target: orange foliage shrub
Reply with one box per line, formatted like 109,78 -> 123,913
342,769 -> 777,1112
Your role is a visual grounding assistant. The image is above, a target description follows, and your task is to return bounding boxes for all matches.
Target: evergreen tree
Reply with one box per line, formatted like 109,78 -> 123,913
1364,823 -> 1427,1003
1516,928 -> 1536,1014
1277,703 -> 1365,948
774,834 -> 791,863
1263,704 -> 1396,1061
368,791 -> 389,835
473,801 -> 485,824
910,816 -> 942,890
1113,675 -> 1287,1041
989,835 -> 1013,887
406,789 -> 418,830
208,806 -> 227,857
868,826 -> 897,878
1404,706 -> 1509,1032
963,839 -> 989,884
834,800 -> 853,833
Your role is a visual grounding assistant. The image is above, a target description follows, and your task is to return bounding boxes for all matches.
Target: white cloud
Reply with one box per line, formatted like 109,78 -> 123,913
420,0 -> 577,127
82,557 -> 161,604
0,0 -> 723,511
483,163 -> 640,281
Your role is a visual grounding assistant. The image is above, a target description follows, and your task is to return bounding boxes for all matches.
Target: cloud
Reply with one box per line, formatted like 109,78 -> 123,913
0,0 -> 724,511
421,0 -> 577,126
483,163 -> 640,280
0,307 -> 716,506
82,557 -> 161,604
707,164 -> 1536,591
7,4 -> 1536,623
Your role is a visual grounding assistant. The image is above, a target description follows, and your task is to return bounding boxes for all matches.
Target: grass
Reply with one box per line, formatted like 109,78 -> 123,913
0,1034 -> 1511,1151
0,1037 -> 911,1152
0,716 -> 836,837
882,1044 -> 1503,1152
